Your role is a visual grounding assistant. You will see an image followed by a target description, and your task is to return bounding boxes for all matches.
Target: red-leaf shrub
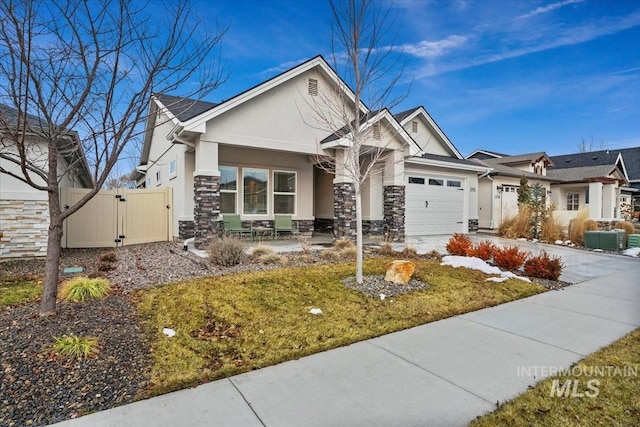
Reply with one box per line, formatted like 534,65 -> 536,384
471,240 -> 495,260
492,245 -> 528,271
524,251 -> 564,281
446,233 -> 473,256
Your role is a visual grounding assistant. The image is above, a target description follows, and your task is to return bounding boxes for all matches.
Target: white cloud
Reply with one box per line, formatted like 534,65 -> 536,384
400,35 -> 468,59
260,58 -> 311,75
516,0 -> 584,20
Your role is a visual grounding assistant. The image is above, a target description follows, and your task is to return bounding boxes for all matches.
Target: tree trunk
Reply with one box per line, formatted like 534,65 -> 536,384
40,190 -> 64,316
355,183 -> 364,285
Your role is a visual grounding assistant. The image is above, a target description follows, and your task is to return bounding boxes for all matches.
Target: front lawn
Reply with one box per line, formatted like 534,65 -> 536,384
470,328 -> 640,427
137,258 -> 546,395
0,275 -> 42,306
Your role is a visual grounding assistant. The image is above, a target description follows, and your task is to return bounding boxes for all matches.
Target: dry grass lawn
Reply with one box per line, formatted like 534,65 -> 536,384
137,258 -> 546,396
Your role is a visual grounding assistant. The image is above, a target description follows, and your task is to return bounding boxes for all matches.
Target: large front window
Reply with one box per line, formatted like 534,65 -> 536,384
273,171 -> 296,214
243,168 -> 268,215
567,192 -> 579,211
220,166 -> 237,214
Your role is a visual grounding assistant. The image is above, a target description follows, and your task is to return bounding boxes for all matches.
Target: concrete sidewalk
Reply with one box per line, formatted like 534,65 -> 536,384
51,248 -> 640,427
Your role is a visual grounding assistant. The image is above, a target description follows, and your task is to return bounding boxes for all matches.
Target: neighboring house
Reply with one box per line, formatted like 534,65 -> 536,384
466,151 -> 555,229
0,104 -> 93,258
134,55 -> 488,247
467,147 -> 633,229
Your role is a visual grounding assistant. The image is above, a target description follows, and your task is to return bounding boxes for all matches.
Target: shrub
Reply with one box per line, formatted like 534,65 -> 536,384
472,240 -> 495,261
399,245 -> 419,259
99,251 -> 117,263
568,209 -> 598,246
524,251 -> 564,281
334,238 -> 355,250
614,221 -> 635,239
261,253 -> 282,265
492,245 -> 528,271
446,233 -> 473,256
541,207 -> 565,242
52,334 -> 99,359
295,235 -> 312,254
97,261 -> 115,272
377,242 -> 396,257
320,250 -> 340,261
250,245 -> 275,259
209,236 -> 245,266
499,205 -> 531,239
59,277 -> 112,302
339,246 -> 357,260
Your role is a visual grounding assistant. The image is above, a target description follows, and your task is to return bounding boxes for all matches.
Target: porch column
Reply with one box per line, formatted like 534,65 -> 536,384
383,150 -> 405,240
333,149 -> 356,239
193,140 -> 220,248
602,182 -> 617,219
588,182 -> 603,219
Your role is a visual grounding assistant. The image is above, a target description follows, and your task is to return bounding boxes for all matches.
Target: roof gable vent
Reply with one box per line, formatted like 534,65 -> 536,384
373,123 -> 381,139
308,78 -> 318,96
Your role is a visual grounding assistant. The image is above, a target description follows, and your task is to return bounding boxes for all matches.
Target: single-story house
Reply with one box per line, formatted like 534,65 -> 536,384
133,55 -> 489,247
0,104 -> 93,258
467,147 -> 632,229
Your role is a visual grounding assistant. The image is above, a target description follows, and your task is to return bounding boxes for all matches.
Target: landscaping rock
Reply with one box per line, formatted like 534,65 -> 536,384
384,260 -> 416,285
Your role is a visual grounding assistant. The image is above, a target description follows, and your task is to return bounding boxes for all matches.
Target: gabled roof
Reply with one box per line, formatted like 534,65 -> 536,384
465,149 -> 508,160
0,103 -> 93,188
393,106 -> 463,159
471,158 -> 557,182
406,153 -> 492,172
546,164 -> 627,184
155,94 -> 218,122
549,148 -> 636,182
488,152 -> 553,166
320,109 -> 384,144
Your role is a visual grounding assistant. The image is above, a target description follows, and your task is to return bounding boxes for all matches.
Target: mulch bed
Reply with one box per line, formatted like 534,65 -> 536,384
0,242 -> 572,426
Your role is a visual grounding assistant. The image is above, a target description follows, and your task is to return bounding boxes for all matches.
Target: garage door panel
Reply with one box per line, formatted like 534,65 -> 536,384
405,174 -> 465,236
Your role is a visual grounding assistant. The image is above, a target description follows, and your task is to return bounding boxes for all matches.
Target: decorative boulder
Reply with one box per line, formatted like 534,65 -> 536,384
384,260 -> 416,285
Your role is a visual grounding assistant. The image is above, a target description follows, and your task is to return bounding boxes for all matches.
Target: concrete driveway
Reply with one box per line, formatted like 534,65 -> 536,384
51,236 -> 640,427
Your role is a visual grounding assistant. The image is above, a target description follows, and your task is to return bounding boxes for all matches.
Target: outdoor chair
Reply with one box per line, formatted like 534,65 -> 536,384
222,214 -> 252,239
274,214 -> 299,239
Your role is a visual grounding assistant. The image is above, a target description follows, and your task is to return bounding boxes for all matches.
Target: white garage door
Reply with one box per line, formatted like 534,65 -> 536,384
405,175 -> 465,235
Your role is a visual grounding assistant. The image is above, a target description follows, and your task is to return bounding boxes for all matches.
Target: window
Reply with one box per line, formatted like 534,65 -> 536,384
156,170 -> 161,185
169,160 -> 177,177
447,180 -> 461,188
308,78 -> 318,96
408,177 -> 425,184
220,166 -> 238,214
273,171 -> 296,214
411,121 -> 418,133
243,168 -> 268,215
428,178 -> 443,186
567,192 -> 579,211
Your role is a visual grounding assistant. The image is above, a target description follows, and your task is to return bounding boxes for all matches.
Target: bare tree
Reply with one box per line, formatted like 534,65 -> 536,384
0,0 -> 227,315
308,0 -> 407,284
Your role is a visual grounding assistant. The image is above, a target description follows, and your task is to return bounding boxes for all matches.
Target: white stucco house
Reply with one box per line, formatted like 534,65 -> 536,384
133,56 -> 488,247
0,104 -> 93,258
467,148 -> 629,230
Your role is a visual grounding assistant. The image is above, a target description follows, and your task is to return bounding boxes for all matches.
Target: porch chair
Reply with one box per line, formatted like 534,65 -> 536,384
222,214 -> 252,239
274,215 -> 299,239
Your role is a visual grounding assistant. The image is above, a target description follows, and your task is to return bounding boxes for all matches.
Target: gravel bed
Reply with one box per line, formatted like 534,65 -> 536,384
0,293 -> 150,427
342,274 -> 430,297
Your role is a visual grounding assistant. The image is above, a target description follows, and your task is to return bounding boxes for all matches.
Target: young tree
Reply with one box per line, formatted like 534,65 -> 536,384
0,0 -> 227,316
517,175 -> 530,207
310,0 -> 407,284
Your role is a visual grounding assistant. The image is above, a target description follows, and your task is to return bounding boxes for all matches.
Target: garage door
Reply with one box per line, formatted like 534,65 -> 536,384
405,175 -> 465,235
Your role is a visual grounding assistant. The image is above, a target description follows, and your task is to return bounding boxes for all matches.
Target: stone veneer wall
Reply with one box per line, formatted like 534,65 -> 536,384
333,183 -> 356,239
193,175 -> 220,248
362,220 -> 386,236
383,185 -> 405,241
468,219 -> 479,233
0,200 -> 49,259
178,220 -> 195,240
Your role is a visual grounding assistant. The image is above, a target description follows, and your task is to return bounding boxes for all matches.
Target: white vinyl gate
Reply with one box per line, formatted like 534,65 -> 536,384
61,187 -> 173,248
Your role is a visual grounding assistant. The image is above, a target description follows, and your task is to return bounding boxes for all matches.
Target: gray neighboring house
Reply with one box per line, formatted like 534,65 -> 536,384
0,104 -> 93,258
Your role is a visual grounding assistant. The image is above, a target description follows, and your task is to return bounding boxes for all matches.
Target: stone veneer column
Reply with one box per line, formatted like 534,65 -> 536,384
193,175 -> 220,248
333,182 -> 356,239
383,185 -> 405,240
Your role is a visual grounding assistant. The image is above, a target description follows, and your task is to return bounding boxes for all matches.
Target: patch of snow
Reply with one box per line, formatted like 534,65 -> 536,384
309,308 -> 323,315
555,240 -> 564,245
564,240 -> 572,245
441,256 -> 531,283
379,293 -> 386,300
623,247 -> 640,257
163,327 -> 176,337
594,249 -> 603,252
487,277 -> 509,283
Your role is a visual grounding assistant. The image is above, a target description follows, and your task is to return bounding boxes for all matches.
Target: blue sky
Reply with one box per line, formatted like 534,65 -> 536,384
191,0 -> 640,157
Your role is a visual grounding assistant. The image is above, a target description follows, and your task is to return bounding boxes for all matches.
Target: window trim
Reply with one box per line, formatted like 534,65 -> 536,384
169,160 -> 177,179
242,167 -> 269,216
273,170 -> 297,216
567,192 -> 580,211
411,121 -> 418,133
219,165 -> 238,215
